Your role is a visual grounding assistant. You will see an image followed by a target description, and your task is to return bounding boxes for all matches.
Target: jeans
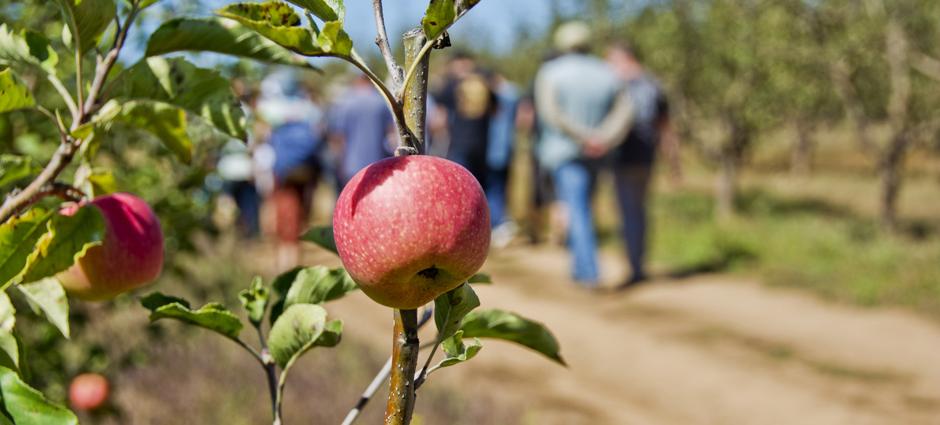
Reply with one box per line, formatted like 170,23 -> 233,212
224,181 -> 261,238
613,165 -> 652,280
486,167 -> 509,227
553,160 -> 599,285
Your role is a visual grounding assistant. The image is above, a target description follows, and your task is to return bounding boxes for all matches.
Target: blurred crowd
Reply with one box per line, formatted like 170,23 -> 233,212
214,21 -> 679,290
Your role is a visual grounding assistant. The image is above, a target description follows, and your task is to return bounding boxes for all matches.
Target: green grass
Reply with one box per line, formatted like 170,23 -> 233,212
647,188 -> 940,319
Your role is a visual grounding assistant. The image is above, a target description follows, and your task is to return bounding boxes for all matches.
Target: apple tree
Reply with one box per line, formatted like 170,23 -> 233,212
1,0 -> 564,424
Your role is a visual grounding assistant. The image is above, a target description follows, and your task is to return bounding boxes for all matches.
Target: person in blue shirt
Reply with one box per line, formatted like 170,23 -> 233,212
606,43 -> 681,288
327,74 -> 395,191
535,22 -> 634,287
256,69 -> 324,268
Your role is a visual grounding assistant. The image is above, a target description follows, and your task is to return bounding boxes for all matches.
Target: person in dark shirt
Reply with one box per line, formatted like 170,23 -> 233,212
327,74 -> 395,191
606,43 -> 682,287
434,52 -> 497,185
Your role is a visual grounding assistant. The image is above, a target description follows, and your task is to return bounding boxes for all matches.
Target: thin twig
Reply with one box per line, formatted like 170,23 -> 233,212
343,308 -> 432,425
47,75 -> 79,121
253,324 -> 280,425
372,0 -> 402,89
399,40 -> 435,108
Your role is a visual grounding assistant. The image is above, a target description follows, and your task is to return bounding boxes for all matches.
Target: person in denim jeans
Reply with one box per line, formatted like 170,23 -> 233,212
534,22 -> 634,286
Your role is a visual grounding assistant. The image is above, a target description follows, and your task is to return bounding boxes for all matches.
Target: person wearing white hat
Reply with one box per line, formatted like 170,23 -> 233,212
534,21 -> 634,288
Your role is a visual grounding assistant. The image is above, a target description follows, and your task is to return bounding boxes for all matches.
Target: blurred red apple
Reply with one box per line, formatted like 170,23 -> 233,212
69,373 -> 109,411
333,155 -> 490,309
57,193 -> 164,300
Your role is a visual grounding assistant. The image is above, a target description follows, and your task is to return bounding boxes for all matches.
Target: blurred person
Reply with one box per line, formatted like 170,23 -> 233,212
327,74 -> 395,191
256,69 -> 325,269
434,51 -> 497,185
606,43 -> 681,287
217,82 -> 261,238
535,22 -> 634,287
487,71 -> 520,247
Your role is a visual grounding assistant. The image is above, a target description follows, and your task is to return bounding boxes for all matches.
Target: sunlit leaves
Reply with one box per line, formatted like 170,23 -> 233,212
0,69 -> 34,113
53,0 -> 116,53
0,209 -> 51,289
269,265 -> 357,323
0,293 -> 17,372
266,303 -> 327,368
217,2 -> 319,55
0,26 -> 58,75
0,155 -> 40,190
216,2 -> 352,58
145,18 -> 316,69
18,207 -> 105,286
239,276 -> 268,326
0,366 -> 77,425
460,309 -> 565,366
286,0 -> 344,23
433,283 -> 479,342
422,0 -> 481,41
141,292 -> 243,340
92,100 -> 192,164
428,330 -> 481,373
109,57 -> 247,141
17,278 -> 70,338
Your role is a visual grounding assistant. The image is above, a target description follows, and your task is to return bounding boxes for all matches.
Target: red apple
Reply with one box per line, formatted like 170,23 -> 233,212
68,373 -> 109,411
57,193 -> 164,301
333,155 -> 490,309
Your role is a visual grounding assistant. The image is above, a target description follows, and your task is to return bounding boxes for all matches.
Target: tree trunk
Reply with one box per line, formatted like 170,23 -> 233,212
880,133 -> 909,232
790,119 -> 815,175
716,120 -> 746,220
716,152 -> 737,220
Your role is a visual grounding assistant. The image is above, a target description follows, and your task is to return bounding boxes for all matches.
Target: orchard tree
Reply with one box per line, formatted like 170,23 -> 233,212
1,1 -> 564,424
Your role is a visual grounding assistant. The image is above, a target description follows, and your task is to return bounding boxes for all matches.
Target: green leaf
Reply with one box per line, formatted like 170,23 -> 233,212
284,266 -> 357,307
421,0 -> 481,41
92,100 -> 192,164
145,18 -> 317,69
460,309 -> 565,366
429,330 -> 481,372
0,155 -> 41,190
266,303 -> 327,368
315,319 -> 342,348
0,292 -> 18,371
109,57 -> 247,141
17,278 -> 69,338
0,69 -> 34,113
217,2 -> 352,57
141,292 -> 243,340
468,273 -> 491,284
269,266 -> 357,324
0,26 -> 58,75
300,225 -> 336,254
285,0 -> 344,22
315,20 -> 352,57
0,366 -> 78,425
434,283 -> 480,342
217,2 -> 319,55
19,207 -> 105,285
238,276 -> 268,326
0,209 -> 52,289
85,169 -> 117,196
54,0 -> 116,53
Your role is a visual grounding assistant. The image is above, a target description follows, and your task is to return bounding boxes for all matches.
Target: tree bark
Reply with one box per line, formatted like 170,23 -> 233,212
790,118 -> 815,175
880,133 -> 909,233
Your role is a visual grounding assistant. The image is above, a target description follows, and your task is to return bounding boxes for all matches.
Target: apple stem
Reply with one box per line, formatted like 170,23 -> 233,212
384,309 -> 419,425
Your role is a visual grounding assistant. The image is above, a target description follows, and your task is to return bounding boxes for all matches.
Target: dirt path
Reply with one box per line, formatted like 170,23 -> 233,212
318,245 -> 940,425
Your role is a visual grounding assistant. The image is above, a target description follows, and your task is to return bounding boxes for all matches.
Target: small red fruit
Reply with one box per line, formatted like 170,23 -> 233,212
57,193 -> 164,300
333,155 -> 490,309
69,373 -> 109,411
